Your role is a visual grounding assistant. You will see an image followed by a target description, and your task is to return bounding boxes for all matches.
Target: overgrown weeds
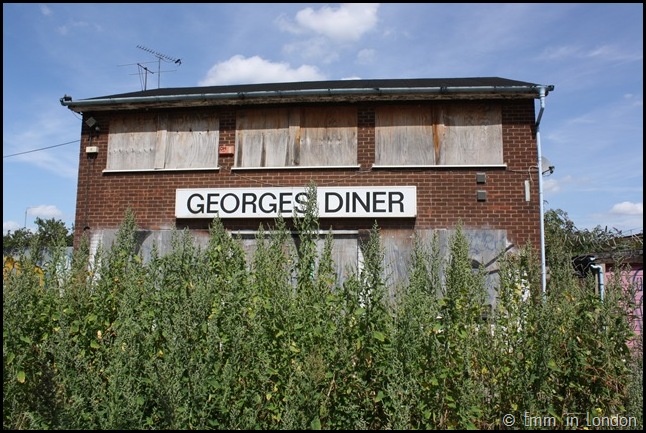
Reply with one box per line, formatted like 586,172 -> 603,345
4,193 -> 642,429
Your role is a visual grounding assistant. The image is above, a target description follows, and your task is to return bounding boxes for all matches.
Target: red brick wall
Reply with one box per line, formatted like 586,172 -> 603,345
74,100 -> 540,249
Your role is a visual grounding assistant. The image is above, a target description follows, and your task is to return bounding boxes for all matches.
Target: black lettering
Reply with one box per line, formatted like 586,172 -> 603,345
352,191 -> 370,213
259,193 -> 277,214
372,192 -> 387,212
187,193 -> 205,214
279,192 -> 293,214
242,193 -> 257,213
294,192 -> 308,214
220,193 -> 240,213
325,192 -> 343,213
206,193 -> 220,214
389,191 -> 404,213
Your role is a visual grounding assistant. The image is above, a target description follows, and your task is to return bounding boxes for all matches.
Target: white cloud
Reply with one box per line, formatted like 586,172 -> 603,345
585,211 -> 644,233
28,205 -> 64,219
539,45 -> 579,61
609,201 -> 643,216
356,48 -> 376,65
3,221 -> 21,235
542,178 -> 560,194
40,4 -> 53,16
544,94 -> 643,191
4,104 -> 80,179
12,147 -> 78,179
624,93 -> 643,107
3,208 -> 64,235
277,3 -> 379,42
199,55 -> 325,86
585,44 -> 643,63
540,43 -> 642,64
55,19 -> 101,36
276,4 -> 380,67
283,37 -> 341,64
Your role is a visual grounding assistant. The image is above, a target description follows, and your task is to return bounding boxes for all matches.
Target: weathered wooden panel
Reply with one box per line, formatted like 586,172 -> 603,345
164,113 -> 219,169
381,229 -> 414,300
437,103 -> 503,165
321,234 -> 359,287
90,227 -> 512,308
154,115 -> 168,169
375,103 -> 502,166
299,107 -> 357,166
108,113 -> 219,170
235,231 -> 359,287
236,107 -> 357,167
235,108 -> 293,167
107,114 -> 158,170
375,106 -> 435,165
413,228 -> 509,306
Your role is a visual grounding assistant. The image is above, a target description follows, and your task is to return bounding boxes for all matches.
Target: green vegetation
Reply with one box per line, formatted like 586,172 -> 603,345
3,218 -> 74,255
3,195 -> 642,429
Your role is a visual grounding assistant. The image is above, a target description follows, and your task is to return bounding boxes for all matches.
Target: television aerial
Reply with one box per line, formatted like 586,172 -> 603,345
135,45 -> 182,89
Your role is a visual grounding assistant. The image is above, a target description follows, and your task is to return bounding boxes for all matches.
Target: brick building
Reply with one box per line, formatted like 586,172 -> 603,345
61,77 -> 554,299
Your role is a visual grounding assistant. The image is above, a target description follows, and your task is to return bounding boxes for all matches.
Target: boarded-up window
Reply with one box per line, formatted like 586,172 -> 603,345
375,106 -> 435,165
235,107 -> 357,168
235,108 -> 292,168
237,232 -> 359,286
107,113 -> 219,170
375,103 -> 503,166
437,103 -> 503,165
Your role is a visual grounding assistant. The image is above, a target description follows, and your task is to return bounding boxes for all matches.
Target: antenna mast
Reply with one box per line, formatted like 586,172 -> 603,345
137,63 -> 154,91
136,45 -> 182,89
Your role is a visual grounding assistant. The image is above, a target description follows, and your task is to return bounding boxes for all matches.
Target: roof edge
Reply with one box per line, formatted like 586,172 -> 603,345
61,80 -> 555,112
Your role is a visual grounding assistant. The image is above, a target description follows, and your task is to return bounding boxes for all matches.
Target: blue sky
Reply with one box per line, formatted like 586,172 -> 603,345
3,3 -> 643,236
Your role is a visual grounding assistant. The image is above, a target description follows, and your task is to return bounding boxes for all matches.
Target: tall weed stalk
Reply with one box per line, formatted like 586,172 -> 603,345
3,205 -> 642,429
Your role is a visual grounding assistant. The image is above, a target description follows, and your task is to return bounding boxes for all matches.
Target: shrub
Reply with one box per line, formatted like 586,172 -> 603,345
3,205 -> 642,429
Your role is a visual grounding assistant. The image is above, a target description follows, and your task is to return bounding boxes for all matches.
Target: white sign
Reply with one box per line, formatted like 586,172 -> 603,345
176,186 -> 417,218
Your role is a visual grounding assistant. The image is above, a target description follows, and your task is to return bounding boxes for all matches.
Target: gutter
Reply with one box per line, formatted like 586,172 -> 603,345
535,85 -> 550,299
60,84 -> 554,111
590,263 -> 605,301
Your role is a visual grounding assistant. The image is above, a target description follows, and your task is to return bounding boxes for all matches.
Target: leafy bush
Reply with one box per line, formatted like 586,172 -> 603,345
4,199 -> 642,429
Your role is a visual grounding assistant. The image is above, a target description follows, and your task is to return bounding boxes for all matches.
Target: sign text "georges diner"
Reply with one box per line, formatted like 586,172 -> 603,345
175,186 -> 416,219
